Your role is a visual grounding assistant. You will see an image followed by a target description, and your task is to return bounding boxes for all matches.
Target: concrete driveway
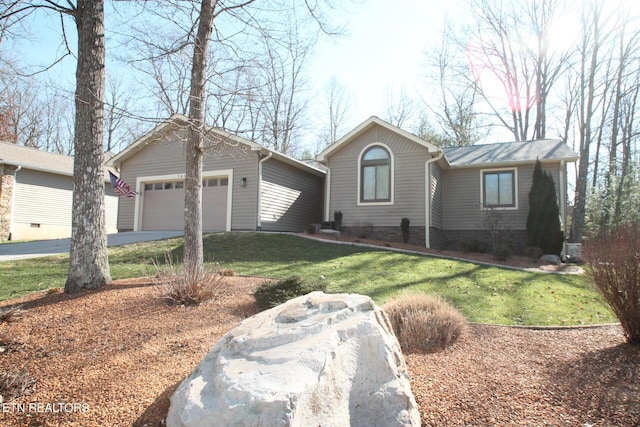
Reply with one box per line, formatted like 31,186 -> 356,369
0,231 -> 183,262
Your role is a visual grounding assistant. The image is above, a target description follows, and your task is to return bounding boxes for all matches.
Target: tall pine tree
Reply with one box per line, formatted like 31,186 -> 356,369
527,160 -> 564,256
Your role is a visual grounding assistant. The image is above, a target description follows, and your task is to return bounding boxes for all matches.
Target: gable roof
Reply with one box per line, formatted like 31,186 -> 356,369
443,139 -> 579,168
0,141 -> 75,176
316,116 -> 441,162
108,114 -> 326,177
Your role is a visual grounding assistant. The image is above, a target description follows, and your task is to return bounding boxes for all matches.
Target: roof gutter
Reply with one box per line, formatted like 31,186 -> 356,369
425,151 -> 444,248
256,150 -> 273,229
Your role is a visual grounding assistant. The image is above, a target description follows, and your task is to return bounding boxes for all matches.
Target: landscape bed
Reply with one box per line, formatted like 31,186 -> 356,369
0,276 -> 637,426
0,232 -> 636,425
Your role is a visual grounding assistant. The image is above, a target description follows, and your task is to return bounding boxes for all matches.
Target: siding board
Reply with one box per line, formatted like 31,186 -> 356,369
327,125 -> 428,227
117,127 -> 259,231
260,159 -> 323,231
442,163 -> 564,231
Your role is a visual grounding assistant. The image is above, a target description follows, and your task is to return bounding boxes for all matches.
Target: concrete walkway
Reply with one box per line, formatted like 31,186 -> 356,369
0,231 -> 183,262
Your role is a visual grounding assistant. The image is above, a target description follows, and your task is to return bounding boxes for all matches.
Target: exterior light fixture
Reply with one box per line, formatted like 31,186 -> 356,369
240,177 -> 247,187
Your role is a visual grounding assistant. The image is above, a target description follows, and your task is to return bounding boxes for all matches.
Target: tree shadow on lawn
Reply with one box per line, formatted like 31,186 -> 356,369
545,340 -> 640,425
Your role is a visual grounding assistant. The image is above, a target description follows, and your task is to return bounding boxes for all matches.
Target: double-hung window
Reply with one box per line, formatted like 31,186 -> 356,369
360,145 -> 391,203
482,169 -> 516,208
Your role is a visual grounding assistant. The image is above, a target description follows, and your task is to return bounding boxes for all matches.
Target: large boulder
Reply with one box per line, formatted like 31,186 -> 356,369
166,291 -> 420,427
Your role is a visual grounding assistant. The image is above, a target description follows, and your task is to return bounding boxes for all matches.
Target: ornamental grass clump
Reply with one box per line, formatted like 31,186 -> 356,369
0,369 -> 35,402
253,276 -> 327,311
153,255 -> 226,306
583,223 -> 640,345
384,293 -> 466,353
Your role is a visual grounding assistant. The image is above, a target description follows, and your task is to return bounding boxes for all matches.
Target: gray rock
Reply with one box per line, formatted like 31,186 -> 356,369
166,292 -> 420,427
540,254 -> 561,265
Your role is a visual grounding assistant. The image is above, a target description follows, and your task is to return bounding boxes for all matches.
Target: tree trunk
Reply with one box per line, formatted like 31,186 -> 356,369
65,0 -> 111,293
184,0 -> 217,280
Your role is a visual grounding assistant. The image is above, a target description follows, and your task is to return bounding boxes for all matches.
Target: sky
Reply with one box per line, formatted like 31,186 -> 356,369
7,0 -> 463,149
9,0 -> 640,153
305,0 -> 460,128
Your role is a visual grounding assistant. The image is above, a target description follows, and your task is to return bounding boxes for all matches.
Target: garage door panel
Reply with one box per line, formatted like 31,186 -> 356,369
142,187 -> 185,231
141,178 -> 228,232
203,180 -> 228,231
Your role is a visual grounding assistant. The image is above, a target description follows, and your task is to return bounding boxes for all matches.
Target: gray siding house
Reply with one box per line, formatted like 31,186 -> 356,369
108,115 -> 324,233
317,116 -> 578,253
0,142 -> 119,241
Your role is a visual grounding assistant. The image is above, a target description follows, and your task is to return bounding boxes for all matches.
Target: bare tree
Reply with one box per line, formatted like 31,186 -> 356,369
385,88 -> 414,129
104,76 -> 143,153
256,23 -> 312,156
317,76 -> 352,151
425,24 -> 485,146
569,0 -> 611,241
183,0 -> 219,280
0,2 -> 110,293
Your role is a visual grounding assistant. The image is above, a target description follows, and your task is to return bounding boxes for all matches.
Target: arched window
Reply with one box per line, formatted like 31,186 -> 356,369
360,145 -> 391,203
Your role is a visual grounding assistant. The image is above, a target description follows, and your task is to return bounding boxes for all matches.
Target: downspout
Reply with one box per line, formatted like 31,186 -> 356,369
256,151 -> 272,230
560,160 -> 567,260
424,151 -> 443,248
324,167 -> 331,222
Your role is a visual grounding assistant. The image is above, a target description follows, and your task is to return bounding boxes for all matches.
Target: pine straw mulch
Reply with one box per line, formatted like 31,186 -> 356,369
0,276 -> 638,426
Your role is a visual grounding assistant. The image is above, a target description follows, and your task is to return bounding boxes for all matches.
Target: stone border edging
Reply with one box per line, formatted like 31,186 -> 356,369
297,233 -> 582,275
468,322 -> 620,330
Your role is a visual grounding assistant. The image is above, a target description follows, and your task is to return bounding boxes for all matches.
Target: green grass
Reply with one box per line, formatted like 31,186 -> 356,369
0,232 -> 615,326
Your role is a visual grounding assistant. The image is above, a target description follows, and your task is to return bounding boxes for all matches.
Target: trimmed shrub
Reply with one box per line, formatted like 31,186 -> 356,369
526,159 -> 564,255
493,244 -> 512,261
524,246 -> 543,262
384,293 -> 466,353
584,224 -> 640,345
334,211 -> 343,231
401,217 -> 410,243
253,276 -> 327,312
306,224 -> 317,234
461,239 -> 487,254
153,256 -> 226,306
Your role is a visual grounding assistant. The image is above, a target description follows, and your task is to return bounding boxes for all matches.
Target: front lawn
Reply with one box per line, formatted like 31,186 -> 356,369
0,232 -> 614,326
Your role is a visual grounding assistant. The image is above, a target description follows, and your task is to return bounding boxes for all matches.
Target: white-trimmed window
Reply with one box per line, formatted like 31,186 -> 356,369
360,145 -> 392,203
482,169 -> 516,208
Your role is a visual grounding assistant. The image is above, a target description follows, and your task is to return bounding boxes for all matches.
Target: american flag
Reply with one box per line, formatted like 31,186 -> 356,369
109,171 -> 136,198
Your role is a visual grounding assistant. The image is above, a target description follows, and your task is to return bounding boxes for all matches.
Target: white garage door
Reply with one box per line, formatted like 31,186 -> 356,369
141,178 -> 228,231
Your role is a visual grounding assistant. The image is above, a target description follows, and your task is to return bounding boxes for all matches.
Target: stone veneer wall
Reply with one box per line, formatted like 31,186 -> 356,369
0,164 -> 17,241
437,229 -> 528,255
341,224 -> 527,254
342,225 -> 426,247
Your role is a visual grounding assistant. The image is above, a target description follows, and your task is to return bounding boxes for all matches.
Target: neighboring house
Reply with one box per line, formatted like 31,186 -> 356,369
107,114 -> 325,233
317,116 -> 579,254
0,142 -> 119,241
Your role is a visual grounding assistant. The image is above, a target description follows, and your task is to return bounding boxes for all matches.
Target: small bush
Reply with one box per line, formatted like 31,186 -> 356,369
493,244 -> 512,261
0,369 -> 35,402
461,239 -> 487,254
334,211 -> 343,231
306,224 -> 317,234
401,217 -> 410,243
524,246 -> 543,262
0,305 -> 22,324
153,256 -> 226,306
350,222 -> 374,239
384,293 -> 466,353
584,224 -> 640,345
253,276 -> 327,312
